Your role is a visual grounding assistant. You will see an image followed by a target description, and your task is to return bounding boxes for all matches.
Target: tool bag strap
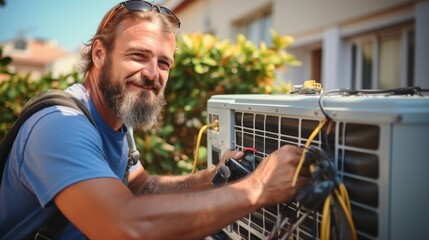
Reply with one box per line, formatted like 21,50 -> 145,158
0,89 -> 96,240
0,89 -> 96,181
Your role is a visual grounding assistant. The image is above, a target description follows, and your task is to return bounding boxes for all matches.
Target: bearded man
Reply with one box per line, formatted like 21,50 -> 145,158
0,1 -> 308,239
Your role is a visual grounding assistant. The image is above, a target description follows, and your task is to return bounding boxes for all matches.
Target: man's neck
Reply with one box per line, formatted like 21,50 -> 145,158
83,76 -> 123,131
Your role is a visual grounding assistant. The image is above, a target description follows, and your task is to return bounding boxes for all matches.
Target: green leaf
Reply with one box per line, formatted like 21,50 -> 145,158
194,64 -> 206,74
201,57 -> 217,66
0,56 -> 12,66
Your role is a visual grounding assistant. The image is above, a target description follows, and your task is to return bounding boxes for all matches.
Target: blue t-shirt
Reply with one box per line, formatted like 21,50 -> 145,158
0,84 -> 129,239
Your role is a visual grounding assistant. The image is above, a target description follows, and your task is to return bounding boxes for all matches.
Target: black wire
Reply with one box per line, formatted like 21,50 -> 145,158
318,89 -> 339,121
283,87 -> 428,240
330,197 -> 341,240
318,86 -> 428,120
322,121 -> 334,161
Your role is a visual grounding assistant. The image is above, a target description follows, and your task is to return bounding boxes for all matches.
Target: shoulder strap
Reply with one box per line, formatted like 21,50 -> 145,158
0,89 -> 95,240
30,208 -> 70,240
0,89 -> 96,182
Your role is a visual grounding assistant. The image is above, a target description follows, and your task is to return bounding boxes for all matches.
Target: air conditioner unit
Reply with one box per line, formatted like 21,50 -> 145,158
206,93 -> 429,240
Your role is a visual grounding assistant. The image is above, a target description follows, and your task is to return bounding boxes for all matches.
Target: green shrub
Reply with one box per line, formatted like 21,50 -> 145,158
0,30 -> 300,175
0,48 -> 82,138
136,31 -> 300,174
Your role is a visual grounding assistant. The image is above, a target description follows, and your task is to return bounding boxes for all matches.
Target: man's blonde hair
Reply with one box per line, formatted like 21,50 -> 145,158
80,5 -> 179,76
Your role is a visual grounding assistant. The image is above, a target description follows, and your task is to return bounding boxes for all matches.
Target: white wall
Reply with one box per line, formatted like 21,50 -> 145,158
166,0 -> 427,89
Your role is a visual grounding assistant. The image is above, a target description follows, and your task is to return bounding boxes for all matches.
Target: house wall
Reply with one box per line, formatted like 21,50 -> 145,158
166,0 -> 429,90
173,0 -> 274,38
273,0 -> 411,36
415,1 -> 429,89
171,0 -> 414,39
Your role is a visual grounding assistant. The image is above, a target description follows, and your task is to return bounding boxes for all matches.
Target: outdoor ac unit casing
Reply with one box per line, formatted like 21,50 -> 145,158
206,94 -> 429,240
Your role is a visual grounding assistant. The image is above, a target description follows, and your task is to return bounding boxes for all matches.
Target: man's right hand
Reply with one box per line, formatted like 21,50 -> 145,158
246,145 -> 309,205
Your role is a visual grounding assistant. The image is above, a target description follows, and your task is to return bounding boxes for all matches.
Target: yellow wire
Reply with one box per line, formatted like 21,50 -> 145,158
192,120 -> 219,174
192,125 -> 209,174
334,189 -> 357,240
339,183 -> 352,211
321,195 -> 332,240
288,116 -> 356,240
292,118 -> 328,186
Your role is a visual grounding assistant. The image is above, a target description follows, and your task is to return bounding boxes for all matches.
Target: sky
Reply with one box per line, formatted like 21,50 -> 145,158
0,0 -> 162,52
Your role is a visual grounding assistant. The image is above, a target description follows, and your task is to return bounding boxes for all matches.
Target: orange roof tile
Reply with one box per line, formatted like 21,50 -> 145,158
9,39 -> 69,65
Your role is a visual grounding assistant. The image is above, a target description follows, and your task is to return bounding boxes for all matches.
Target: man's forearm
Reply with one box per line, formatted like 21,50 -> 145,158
126,178 -> 265,240
139,167 -> 217,194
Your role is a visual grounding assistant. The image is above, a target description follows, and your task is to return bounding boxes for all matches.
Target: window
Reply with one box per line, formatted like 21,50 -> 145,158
233,7 -> 272,45
348,23 -> 414,90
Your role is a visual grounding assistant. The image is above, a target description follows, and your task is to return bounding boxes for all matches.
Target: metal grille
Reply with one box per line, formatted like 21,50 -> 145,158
207,94 -> 429,240
229,111 -> 381,239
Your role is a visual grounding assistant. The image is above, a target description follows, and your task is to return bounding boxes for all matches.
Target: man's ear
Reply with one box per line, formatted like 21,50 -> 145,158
92,39 -> 106,69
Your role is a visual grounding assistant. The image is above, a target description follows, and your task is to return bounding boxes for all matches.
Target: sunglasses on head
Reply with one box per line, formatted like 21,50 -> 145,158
101,0 -> 181,32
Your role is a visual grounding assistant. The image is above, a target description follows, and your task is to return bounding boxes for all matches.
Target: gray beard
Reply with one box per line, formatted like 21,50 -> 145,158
118,89 -> 165,131
98,57 -> 166,131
